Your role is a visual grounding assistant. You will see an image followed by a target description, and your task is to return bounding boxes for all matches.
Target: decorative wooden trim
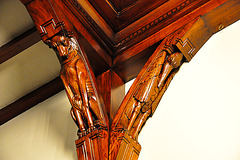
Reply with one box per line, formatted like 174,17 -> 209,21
177,38 -> 196,59
88,0 -> 169,31
40,19 -> 64,37
46,31 -> 108,132
115,132 -> 141,160
15,1 -> 240,160
62,0 -> 115,54
114,0 -> 192,48
75,128 -> 108,160
177,0 -> 240,61
109,28 -> 191,159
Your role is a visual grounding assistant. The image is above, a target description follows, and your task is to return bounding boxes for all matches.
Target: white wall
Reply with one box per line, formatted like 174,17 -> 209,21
0,91 -> 78,160
135,19 -> 240,160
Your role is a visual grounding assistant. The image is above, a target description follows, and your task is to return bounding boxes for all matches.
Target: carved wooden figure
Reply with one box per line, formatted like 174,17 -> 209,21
47,31 -> 105,135
18,0 -> 240,159
128,51 -> 183,139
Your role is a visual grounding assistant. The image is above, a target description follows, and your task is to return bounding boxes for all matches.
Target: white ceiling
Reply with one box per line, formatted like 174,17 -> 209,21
0,0 -> 60,109
0,0 -> 33,46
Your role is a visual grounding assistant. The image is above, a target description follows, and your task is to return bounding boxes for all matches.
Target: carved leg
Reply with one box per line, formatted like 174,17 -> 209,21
88,96 -> 102,121
84,105 -> 95,129
132,109 -> 151,139
127,101 -> 141,131
71,107 -> 86,132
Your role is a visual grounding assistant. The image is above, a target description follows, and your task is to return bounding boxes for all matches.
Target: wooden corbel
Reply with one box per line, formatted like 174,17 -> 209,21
19,0 -> 240,159
109,26 -> 195,160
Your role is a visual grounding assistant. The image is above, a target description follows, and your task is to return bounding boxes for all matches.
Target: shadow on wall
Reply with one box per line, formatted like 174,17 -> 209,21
0,91 -> 78,160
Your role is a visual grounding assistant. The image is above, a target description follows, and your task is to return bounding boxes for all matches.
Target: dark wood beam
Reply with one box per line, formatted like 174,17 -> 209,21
0,77 -> 64,125
0,27 -> 41,64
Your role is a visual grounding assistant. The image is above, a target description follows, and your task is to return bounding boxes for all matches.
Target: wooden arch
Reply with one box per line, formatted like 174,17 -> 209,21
19,0 -> 240,159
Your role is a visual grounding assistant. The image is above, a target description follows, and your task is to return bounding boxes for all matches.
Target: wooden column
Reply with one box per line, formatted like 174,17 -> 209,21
96,70 -> 125,124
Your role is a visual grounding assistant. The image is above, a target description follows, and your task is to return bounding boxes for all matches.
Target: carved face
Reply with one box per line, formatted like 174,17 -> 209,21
51,35 -> 70,58
167,52 -> 183,68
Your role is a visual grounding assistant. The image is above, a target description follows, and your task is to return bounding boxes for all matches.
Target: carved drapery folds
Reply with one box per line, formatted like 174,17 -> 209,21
46,31 -> 107,136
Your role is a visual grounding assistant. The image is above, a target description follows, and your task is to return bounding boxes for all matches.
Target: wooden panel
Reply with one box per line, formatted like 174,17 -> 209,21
109,0 -> 138,11
77,34 -> 111,76
114,42 -> 160,82
88,0 -> 168,31
97,70 -> 125,123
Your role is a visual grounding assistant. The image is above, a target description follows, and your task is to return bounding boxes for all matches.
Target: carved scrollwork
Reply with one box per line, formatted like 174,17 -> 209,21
46,31 -> 106,136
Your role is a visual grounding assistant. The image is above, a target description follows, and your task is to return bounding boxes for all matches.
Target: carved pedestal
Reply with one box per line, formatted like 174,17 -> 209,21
115,132 -> 141,160
75,128 -> 108,160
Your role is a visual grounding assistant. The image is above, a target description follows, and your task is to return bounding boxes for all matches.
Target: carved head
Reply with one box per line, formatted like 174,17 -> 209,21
167,52 -> 183,68
50,35 -> 70,58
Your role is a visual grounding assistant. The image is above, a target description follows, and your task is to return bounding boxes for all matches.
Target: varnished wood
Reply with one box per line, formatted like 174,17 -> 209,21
88,0 -> 169,31
96,70 -> 125,123
109,29 -> 189,160
75,127 -> 108,160
0,27 -> 40,64
15,0 -> 240,160
177,0 -> 240,61
46,31 -> 108,135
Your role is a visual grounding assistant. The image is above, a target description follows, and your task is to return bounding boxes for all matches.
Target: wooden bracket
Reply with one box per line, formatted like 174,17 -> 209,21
19,0 -> 240,159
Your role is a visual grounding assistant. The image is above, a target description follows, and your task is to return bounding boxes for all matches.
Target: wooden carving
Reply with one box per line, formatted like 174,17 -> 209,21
46,31 -> 106,136
110,32 -> 185,159
112,37 -> 184,137
18,0 -> 240,159
127,51 -> 183,139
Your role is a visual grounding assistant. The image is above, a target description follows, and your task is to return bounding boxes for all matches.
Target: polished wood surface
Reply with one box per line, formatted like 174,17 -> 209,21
47,31 -> 108,136
96,70 -> 125,123
16,0 -> 240,159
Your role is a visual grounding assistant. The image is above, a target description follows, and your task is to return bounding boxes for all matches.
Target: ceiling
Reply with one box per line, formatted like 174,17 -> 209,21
1,0 -> 240,159
0,0 -> 60,109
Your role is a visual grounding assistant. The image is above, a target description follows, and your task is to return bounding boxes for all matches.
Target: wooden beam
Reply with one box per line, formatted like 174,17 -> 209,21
0,77 -> 64,125
0,27 -> 41,64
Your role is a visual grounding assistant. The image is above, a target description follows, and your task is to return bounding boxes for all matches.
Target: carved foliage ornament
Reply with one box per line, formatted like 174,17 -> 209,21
46,31 -> 106,136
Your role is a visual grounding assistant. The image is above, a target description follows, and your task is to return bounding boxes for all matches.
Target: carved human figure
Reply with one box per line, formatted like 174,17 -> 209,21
47,33 -> 102,133
127,51 -> 183,139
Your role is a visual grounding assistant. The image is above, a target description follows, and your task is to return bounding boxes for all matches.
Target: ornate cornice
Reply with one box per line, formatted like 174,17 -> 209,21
62,0 -> 114,53
115,0 -> 192,48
